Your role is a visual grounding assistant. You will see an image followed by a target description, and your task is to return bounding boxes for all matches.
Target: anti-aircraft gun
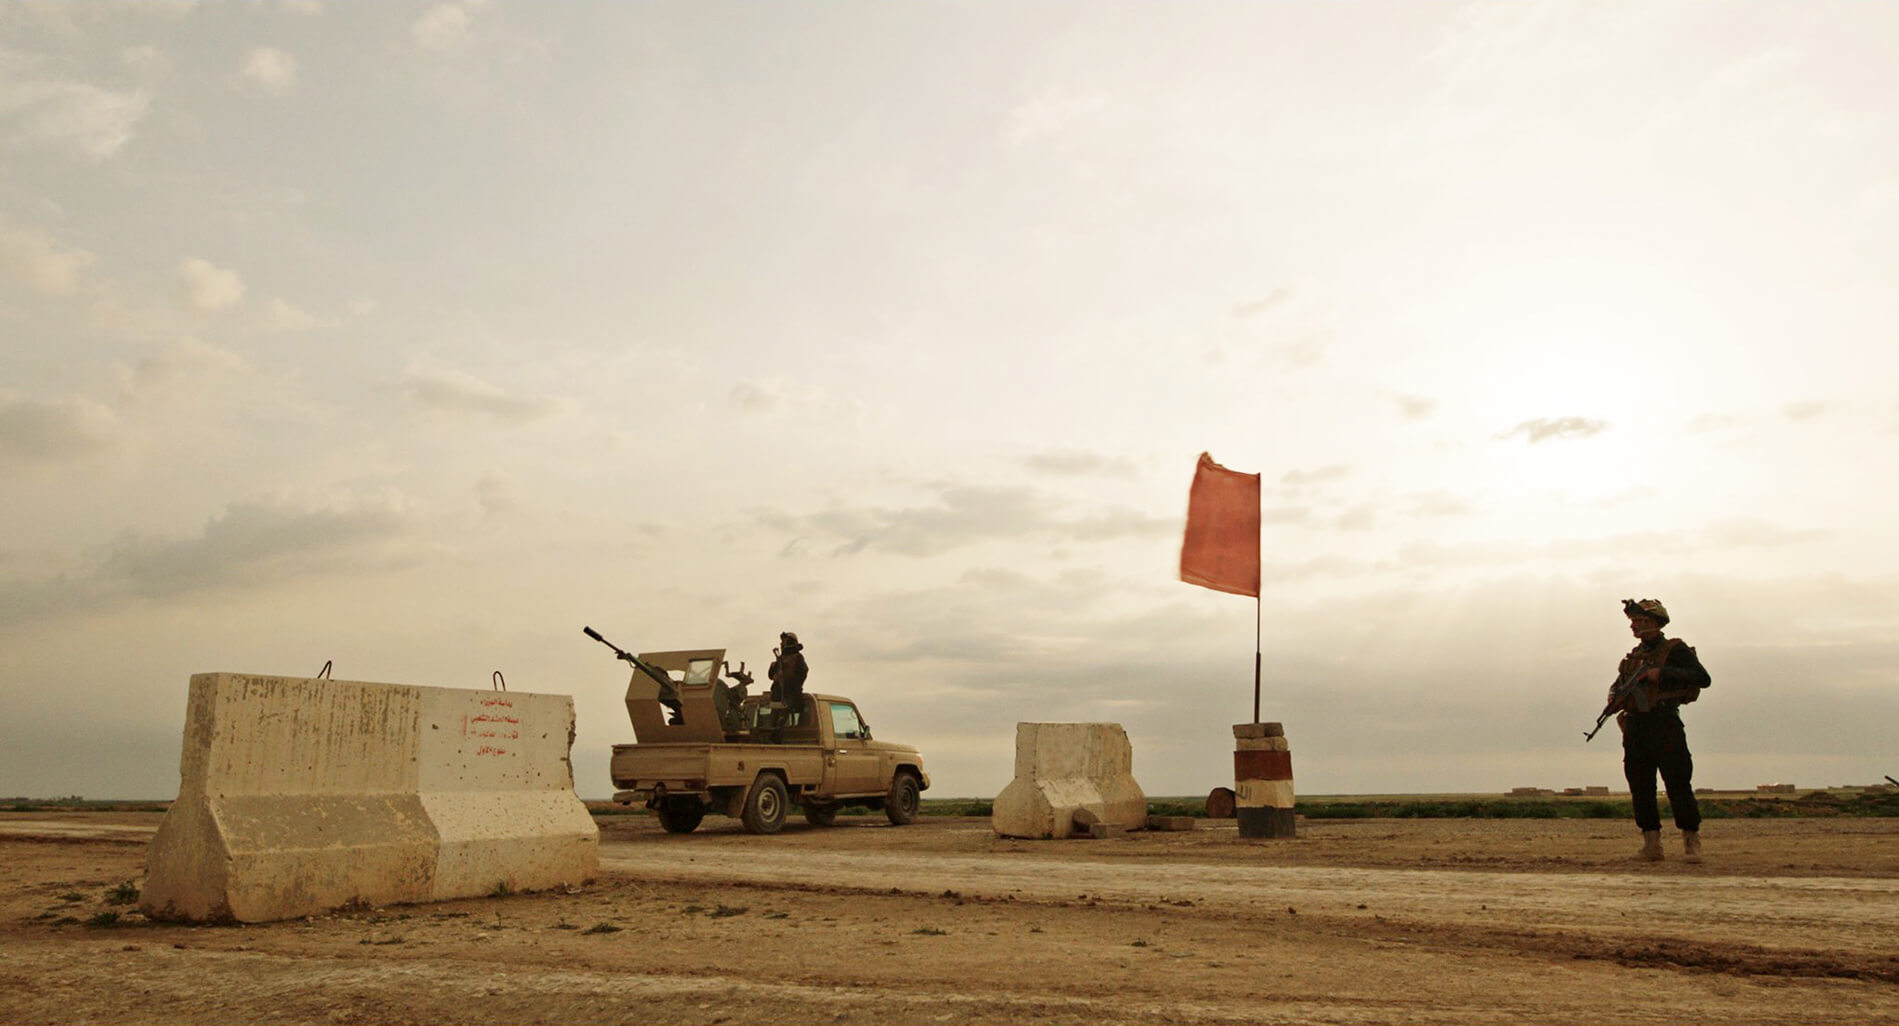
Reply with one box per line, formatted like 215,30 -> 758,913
583,626 -> 754,738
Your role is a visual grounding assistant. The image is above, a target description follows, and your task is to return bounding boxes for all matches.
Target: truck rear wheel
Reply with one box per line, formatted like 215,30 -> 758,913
885,772 -> 921,826
802,803 -> 838,827
655,797 -> 704,834
741,774 -> 788,835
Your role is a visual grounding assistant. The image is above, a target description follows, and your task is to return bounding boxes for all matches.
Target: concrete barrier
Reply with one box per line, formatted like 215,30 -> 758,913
141,673 -> 598,923
991,723 -> 1146,839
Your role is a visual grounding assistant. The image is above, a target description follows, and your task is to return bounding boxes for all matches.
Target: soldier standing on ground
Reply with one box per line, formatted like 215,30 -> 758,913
1612,598 -> 1712,862
768,631 -> 808,725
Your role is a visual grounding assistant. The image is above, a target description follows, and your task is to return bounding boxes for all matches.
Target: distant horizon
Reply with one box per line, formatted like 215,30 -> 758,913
12,783 -> 1890,806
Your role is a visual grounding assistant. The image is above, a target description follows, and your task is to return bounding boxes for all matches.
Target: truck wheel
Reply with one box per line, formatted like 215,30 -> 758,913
655,797 -> 704,834
885,772 -> 921,826
802,803 -> 838,827
741,774 -> 788,835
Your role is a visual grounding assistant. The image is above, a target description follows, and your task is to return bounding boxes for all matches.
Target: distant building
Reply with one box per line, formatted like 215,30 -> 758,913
1507,786 -> 1555,796
1756,783 -> 1796,794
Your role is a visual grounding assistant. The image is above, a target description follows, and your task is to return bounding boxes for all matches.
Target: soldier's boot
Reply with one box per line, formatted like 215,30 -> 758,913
1682,830 -> 1702,863
1639,829 -> 1664,861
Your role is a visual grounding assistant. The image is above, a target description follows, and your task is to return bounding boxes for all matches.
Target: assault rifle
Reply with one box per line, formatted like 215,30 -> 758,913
1584,663 -> 1655,743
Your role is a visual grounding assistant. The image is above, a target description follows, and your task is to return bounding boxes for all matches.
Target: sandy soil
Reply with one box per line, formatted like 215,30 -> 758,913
4,811 -> 1898,1024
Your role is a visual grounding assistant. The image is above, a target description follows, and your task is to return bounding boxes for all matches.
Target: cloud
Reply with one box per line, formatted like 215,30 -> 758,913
1022,450 -> 1135,477
729,381 -> 777,413
0,55 -> 150,160
0,219 -> 95,295
754,485 -> 1172,558
1232,287 -> 1293,320
259,297 -> 329,332
120,46 -> 166,72
476,473 -> 515,515
115,339 -> 250,399
1703,518 -> 1828,549
240,47 -> 297,95
413,3 -> 473,51
402,365 -> 555,422
1396,394 -> 1438,420
1498,416 -> 1608,444
178,257 -> 245,311
0,391 -> 119,469
96,497 -> 410,599
1281,465 -> 1350,486
1003,85 -> 1108,148
0,494 -> 417,628
1335,506 -> 1376,531
1685,412 -> 1738,433
1781,400 -> 1829,422
727,379 -> 861,423
1261,505 -> 1309,525
1404,490 -> 1473,518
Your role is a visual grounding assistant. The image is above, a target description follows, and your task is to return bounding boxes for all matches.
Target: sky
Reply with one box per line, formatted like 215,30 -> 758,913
3,1 -> 1897,801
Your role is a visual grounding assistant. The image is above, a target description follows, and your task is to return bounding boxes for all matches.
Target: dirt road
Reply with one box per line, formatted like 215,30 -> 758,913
4,811 -> 1898,1024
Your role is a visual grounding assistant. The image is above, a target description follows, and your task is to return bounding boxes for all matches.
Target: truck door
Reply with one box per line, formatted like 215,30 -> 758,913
825,701 -> 883,796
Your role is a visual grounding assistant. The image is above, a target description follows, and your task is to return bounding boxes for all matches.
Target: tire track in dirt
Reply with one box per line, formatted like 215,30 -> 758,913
600,846 -> 1899,958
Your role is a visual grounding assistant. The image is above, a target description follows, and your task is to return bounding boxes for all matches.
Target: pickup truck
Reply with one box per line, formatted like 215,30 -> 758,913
605,646 -> 929,835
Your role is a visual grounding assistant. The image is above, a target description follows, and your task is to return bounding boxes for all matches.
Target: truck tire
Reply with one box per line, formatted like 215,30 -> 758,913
802,803 -> 838,827
885,771 -> 921,826
655,796 -> 704,834
740,773 -> 788,835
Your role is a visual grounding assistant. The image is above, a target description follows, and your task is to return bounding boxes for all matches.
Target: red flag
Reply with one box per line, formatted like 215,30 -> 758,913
1180,452 -> 1260,598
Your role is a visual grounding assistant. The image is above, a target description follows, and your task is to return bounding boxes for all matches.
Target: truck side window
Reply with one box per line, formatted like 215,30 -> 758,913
828,702 -> 863,740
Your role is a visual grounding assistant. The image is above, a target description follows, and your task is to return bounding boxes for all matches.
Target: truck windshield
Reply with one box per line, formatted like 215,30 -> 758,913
828,702 -> 863,739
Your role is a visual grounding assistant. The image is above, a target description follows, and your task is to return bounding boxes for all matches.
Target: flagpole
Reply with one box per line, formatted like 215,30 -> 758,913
1253,472 -> 1262,724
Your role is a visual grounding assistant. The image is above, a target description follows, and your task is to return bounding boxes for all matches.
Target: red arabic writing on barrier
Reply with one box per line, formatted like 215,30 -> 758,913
475,745 -> 510,757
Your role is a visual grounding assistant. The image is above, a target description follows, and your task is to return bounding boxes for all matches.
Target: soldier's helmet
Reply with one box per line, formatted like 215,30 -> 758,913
779,630 -> 801,650
1622,598 -> 1670,625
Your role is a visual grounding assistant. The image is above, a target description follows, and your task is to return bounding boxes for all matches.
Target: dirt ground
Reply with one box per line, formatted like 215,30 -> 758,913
4,811 -> 1898,1024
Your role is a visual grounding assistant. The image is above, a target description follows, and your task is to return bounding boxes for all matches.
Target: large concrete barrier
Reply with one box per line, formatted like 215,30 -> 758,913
991,723 -> 1146,839
141,673 -> 598,923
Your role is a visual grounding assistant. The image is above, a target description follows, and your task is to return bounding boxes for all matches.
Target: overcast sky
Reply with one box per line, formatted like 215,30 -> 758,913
4,1 -> 1896,801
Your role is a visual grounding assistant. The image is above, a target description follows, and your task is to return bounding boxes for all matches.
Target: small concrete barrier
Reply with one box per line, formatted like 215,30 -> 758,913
991,723 -> 1146,839
141,673 -> 598,923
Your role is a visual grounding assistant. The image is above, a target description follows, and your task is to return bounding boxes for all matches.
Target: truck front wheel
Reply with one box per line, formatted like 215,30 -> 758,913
655,796 -> 704,834
741,774 -> 788,835
885,772 -> 921,826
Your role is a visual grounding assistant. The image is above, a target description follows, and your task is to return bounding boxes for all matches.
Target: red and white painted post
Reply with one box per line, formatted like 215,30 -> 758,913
1233,721 -> 1294,838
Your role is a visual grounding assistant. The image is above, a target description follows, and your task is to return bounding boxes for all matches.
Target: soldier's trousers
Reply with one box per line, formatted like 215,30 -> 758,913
1622,711 -> 1699,832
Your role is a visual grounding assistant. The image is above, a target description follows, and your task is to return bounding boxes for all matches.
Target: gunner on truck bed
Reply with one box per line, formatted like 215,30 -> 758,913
768,630 -> 808,726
